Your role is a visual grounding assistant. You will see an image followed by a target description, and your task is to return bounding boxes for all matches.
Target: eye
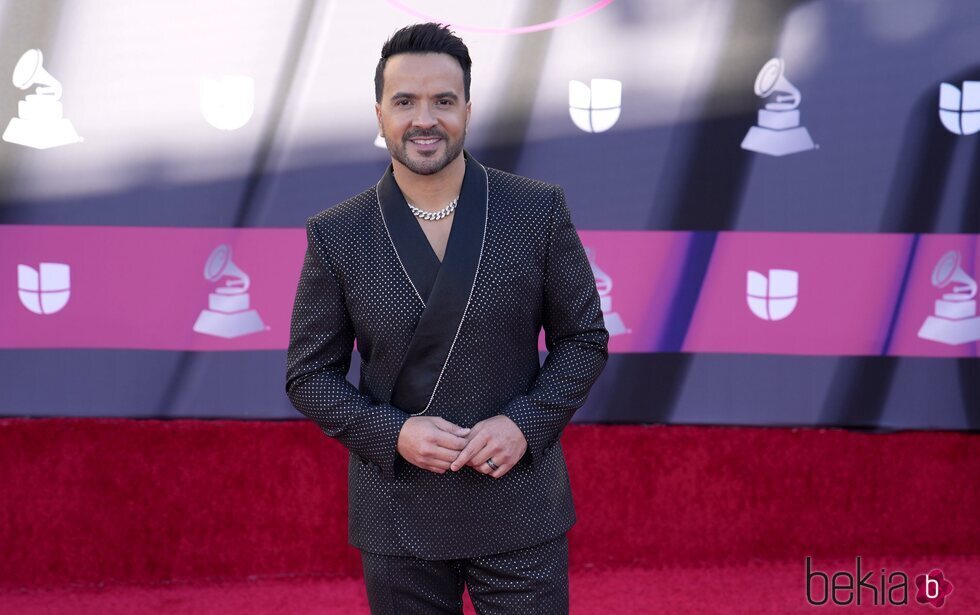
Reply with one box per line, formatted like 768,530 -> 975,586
438,99 -> 453,106
395,99 -> 411,106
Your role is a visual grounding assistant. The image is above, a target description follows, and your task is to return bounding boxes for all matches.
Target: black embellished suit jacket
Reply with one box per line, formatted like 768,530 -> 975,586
286,152 -> 608,559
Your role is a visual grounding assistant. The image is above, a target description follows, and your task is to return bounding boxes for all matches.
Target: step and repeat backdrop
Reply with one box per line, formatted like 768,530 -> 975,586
1,1 -> 977,429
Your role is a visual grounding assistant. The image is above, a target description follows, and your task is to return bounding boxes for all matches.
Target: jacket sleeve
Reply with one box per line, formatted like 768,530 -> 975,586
502,186 -> 609,468
286,218 -> 410,481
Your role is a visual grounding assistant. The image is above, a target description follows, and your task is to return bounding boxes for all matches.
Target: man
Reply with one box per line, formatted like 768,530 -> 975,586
286,23 -> 608,614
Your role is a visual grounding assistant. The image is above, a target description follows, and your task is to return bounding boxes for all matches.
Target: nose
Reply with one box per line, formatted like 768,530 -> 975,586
412,103 -> 437,129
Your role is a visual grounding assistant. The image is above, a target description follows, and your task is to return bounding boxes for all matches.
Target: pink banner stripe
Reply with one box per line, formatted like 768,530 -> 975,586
3,225 -> 305,351
578,230 -> 694,354
2,226 -> 977,357
684,232 -> 915,356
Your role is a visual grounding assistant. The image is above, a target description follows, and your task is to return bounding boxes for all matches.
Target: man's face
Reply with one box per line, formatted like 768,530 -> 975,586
376,53 -> 470,176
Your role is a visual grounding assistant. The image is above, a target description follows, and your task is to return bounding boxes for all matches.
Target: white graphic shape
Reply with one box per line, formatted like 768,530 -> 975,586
586,247 -> 627,336
200,76 -> 254,131
17,262 -> 70,315
917,250 -> 980,345
938,81 -> 980,135
192,245 -> 266,338
3,49 -> 82,149
746,269 -> 798,321
569,79 -> 621,133
741,58 -> 815,156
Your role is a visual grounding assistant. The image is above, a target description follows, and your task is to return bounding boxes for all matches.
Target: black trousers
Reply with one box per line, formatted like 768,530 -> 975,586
359,533 -> 569,615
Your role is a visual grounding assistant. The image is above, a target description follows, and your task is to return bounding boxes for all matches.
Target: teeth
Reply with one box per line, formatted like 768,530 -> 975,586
413,138 -> 439,145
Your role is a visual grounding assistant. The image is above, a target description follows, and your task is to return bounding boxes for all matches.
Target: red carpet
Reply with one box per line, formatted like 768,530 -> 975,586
3,558 -> 979,614
1,419 -> 978,612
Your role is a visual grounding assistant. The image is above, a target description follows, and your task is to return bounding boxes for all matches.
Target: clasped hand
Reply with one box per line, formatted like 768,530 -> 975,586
396,415 -> 528,479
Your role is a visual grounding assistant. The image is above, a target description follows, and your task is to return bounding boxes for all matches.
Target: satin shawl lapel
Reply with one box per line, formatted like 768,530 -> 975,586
377,165 -> 442,304
377,153 -> 488,414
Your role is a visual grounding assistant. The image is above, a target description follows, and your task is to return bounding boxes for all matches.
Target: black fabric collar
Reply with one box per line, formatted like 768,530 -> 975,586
376,151 -> 486,304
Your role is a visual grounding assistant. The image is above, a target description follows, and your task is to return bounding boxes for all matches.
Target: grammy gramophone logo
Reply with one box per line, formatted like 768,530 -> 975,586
918,250 -> 980,345
741,57 -> 815,157
586,247 -> 627,336
192,244 -> 266,339
3,49 -> 82,149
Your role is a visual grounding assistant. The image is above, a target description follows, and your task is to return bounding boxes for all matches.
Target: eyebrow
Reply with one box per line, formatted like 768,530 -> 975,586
390,91 -> 459,102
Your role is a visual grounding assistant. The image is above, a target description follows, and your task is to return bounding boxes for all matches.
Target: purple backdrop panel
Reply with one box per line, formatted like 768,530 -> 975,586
3,225 -> 305,350
684,232 -> 916,357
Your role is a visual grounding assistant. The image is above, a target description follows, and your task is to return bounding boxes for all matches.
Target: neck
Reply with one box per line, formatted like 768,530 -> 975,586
392,152 -> 466,212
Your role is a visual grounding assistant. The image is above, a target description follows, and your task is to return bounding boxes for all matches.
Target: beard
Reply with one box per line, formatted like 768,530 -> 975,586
385,127 -> 465,176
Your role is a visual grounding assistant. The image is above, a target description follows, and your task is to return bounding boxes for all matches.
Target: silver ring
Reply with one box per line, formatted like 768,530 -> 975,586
485,458 -> 499,471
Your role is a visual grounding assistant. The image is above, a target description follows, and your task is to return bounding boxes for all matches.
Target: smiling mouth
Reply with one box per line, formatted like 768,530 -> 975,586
409,138 -> 442,145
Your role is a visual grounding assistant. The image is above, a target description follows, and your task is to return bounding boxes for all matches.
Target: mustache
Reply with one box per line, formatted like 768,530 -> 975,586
403,129 -> 448,141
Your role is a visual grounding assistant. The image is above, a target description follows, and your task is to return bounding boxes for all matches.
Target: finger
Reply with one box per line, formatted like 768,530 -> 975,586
432,430 -> 469,451
428,446 -> 467,464
416,453 -> 454,472
463,433 -> 497,467
426,461 -> 452,474
489,461 -> 511,479
466,442 -> 496,473
433,417 -> 471,437
450,433 -> 489,471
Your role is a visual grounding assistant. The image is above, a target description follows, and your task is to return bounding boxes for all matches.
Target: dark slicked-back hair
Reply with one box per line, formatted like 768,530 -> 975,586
375,23 -> 472,103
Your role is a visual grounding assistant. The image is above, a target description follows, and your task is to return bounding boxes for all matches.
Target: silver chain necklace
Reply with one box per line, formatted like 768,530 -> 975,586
406,197 -> 458,221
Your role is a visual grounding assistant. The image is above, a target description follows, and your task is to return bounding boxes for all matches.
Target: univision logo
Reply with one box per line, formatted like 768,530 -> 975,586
200,75 -> 255,131
939,81 -> 980,135
746,269 -> 798,321
17,262 -> 70,315
569,79 -> 621,133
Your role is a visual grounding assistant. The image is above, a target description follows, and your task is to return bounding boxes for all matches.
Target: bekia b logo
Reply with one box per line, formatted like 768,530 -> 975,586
915,569 -> 954,608
200,76 -> 254,131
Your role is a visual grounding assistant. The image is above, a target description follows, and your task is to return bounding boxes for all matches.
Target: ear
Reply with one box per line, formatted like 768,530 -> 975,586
465,100 -> 471,132
375,102 -> 382,133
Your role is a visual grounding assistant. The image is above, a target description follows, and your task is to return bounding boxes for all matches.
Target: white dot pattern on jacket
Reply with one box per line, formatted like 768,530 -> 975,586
286,164 -> 609,560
